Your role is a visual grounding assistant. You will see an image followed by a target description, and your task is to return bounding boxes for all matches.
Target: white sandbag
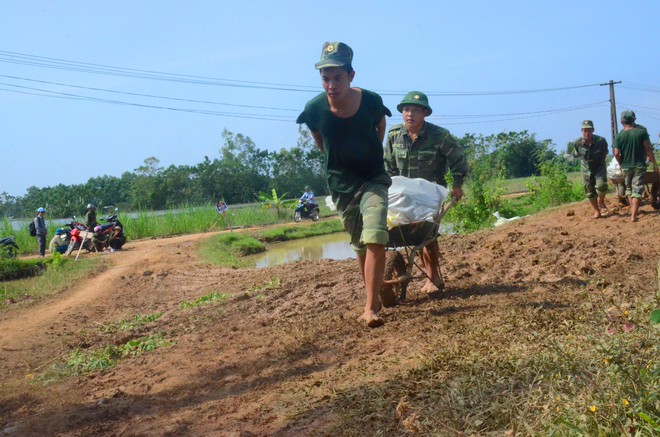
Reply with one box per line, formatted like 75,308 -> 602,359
325,195 -> 337,212
607,159 -> 623,180
387,176 -> 449,229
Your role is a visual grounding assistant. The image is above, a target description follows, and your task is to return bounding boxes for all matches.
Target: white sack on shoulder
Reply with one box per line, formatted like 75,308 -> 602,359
387,176 -> 449,228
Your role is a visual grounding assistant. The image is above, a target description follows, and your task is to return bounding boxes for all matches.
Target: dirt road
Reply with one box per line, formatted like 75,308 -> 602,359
1,200 -> 658,436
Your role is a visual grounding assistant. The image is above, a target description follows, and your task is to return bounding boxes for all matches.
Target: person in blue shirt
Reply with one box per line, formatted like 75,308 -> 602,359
299,185 -> 317,214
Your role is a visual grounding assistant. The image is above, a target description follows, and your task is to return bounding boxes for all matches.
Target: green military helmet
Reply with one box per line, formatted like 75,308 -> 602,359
397,91 -> 432,115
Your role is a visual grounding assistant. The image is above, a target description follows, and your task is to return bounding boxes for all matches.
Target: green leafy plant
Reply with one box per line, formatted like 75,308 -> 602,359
258,188 -> 293,218
526,160 -> 582,209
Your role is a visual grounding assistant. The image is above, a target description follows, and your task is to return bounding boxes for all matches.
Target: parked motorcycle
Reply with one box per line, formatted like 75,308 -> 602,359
294,200 -> 320,222
93,210 -> 126,252
0,236 -> 19,258
62,217 -> 92,256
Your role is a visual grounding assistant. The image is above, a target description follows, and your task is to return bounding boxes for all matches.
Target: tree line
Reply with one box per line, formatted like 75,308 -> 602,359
1,128 -> 566,219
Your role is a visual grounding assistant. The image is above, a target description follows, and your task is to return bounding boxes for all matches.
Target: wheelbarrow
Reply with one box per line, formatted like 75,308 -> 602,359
380,198 -> 455,307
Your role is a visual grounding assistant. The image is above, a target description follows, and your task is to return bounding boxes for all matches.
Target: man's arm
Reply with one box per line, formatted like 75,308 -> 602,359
613,148 -> 622,166
310,130 -> 324,154
375,116 -> 387,143
383,130 -> 399,177
643,140 -> 659,172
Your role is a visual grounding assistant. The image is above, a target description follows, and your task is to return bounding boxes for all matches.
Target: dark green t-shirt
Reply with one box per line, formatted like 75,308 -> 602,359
297,89 -> 392,193
612,128 -> 650,170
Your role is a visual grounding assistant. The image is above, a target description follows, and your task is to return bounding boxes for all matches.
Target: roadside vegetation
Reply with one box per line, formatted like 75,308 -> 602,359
0,254 -> 106,311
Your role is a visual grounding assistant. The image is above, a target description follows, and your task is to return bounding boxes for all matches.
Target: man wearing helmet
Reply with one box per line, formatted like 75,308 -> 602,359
34,207 -> 47,257
49,228 -> 68,254
85,204 -> 98,230
91,225 -> 106,252
385,91 -> 468,293
299,185 -> 317,214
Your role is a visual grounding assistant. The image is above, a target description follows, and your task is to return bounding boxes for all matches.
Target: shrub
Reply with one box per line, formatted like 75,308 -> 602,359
526,160 -> 582,209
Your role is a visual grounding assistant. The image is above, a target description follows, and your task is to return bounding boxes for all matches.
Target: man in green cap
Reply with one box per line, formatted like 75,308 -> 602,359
384,91 -> 468,293
297,42 -> 392,328
568,120 -> 610,218
612,110 -> 659,222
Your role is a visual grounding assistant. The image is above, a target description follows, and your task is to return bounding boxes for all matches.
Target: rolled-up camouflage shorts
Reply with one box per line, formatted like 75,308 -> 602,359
582,166 -> 608,199
333,180 -> 389,257
624,168 -> 646,199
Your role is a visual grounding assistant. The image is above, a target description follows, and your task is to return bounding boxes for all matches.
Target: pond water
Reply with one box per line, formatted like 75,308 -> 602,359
249,232 -> 355,268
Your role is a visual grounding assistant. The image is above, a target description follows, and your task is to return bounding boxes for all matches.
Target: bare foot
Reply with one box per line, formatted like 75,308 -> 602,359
358,311 -> 384,328
630,215 -> 638,223
592,211 -> 602,219
420,278 -> 445,293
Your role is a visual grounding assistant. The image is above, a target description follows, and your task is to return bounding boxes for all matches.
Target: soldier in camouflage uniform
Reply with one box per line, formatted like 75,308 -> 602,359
385,91 -> 468,293
569,120 -> 609,218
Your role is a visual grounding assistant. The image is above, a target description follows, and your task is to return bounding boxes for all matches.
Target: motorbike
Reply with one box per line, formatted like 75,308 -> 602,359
294,200 -> 320,222
92,210 -> 126,252
0,236 -> 19,258
62,216 -> 92,256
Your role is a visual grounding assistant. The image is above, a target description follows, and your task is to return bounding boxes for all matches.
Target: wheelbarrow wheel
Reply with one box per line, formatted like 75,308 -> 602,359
380,251 -> 406,308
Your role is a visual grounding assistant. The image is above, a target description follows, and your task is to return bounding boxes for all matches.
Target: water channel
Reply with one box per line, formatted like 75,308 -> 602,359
248,232 -> 355,268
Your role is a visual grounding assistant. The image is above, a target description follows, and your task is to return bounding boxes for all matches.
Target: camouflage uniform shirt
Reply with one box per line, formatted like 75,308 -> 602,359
384,122 -> 468,187
570,134 -> 609,174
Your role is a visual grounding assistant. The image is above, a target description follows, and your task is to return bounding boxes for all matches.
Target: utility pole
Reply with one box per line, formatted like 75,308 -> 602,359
600,80 -> 621,144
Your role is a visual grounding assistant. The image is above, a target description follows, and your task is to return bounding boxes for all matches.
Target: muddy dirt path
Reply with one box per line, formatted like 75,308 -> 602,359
1,200 -> 658,436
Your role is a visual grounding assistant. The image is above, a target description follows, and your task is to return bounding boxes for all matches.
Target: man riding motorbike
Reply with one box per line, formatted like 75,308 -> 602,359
299,185 -> 317,215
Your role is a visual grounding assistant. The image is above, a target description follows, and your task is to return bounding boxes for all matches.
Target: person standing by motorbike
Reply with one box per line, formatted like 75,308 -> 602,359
85,204 -> 98,230
299,185 -> 317,214
34,207 -> 47,257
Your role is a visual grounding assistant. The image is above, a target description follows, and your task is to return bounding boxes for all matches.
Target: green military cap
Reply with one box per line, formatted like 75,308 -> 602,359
397,91 -> 433,115
581,120 -> 594,129
621,110 -> 636,122
314,42 -> 353,70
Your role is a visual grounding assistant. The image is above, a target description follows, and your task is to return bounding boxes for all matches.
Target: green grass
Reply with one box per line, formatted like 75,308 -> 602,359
36,333 -> 174,383
197,233 -> 265,268
0,255 -> 106,311
0,257 -> 47,281
97,313 -> 163,333
124,203 -> 337,240
255,219 -> 343,242
501,171 -> 582,194
180,292 -> 230,309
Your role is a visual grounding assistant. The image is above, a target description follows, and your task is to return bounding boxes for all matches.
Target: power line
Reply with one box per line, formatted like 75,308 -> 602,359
0,49 -> 607,97
431,102 -> 609,126
0,83 -> 297,122
0,74 -> 300,112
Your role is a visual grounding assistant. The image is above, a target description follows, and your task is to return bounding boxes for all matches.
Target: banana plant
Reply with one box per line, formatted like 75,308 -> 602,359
257,188 -> 292,218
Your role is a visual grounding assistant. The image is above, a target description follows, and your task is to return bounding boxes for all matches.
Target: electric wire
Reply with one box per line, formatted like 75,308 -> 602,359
0,49 -> 604,96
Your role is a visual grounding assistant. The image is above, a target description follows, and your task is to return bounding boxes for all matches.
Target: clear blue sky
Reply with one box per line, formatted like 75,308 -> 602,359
2,0 -> 658,197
